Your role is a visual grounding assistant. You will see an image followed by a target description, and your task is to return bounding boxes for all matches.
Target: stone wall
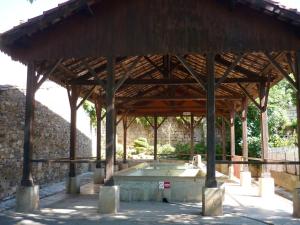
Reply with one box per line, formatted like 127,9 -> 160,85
116,117 -> 207,148
0,86 -> 92,200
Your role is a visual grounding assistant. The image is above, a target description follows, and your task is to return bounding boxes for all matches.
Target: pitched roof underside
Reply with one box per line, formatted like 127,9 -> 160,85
0,0 -> 299,116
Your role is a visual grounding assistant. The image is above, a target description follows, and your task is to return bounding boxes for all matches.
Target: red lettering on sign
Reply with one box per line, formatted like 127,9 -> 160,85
164,181 -> 171,189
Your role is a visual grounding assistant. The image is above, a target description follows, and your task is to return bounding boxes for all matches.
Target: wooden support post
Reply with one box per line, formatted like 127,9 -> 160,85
205,53 -> 217,188
68,85 -> 80,178
95,99 -> 102,168
242,97 -> 249,171
230,108 -> 236,160
295,51 -> 300,181
260,81 -> 270,176
221,117 -> 226,161
154,116 -> 158,160
114,115 -> 117,166
123,116 -> 128,163
21,63 -> 36,187
190,114 -> 195,159
105,57 -> 115,183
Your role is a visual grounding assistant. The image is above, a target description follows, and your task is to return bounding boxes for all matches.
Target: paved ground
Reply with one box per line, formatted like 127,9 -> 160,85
0,179 -> 299,225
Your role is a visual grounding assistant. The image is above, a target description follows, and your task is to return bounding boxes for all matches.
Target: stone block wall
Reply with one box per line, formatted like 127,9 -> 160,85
0,86 -> 92,200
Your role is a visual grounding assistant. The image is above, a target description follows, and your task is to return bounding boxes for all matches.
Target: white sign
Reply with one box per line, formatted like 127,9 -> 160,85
159,181 -> 164,190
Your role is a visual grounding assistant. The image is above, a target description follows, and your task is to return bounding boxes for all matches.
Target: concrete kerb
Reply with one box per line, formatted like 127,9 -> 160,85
259,177 -> 275,197
202,186 -> 225,216
240,171 -> 252,188
98,186 -> 120,214
16,185 -> 39,212
293,187 -> 300,218
66,176 -> 80,194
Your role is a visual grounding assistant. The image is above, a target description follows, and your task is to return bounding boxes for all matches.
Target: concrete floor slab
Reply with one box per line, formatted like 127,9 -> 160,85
0,179 -> 300,225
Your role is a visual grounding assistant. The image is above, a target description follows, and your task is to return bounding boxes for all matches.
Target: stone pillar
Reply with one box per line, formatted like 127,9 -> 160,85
16,62 -> 39,212
228,108 -> 235,179
202,53 -> 223,216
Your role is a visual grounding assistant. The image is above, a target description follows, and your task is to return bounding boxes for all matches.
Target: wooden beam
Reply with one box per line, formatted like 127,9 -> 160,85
21,62 -> 36,187
68,85 -> 80,178
175,55 -> 206,91
114,56 -> 142,92
154,116 -> 158,160
230,108 -> 235,159
36,59 -> 63,91
82,60 -> 106,89
264,52 -> 297,90
95,99 -> 102,168
286,52 -> 295,75
105,57 -> 115,184
215,54 -> 261,79
205,53 -> 217,188
123,115 -> 128,163
116,96 -> 242,102
260,81 -> 270,176
295,51 -> 300,180
242,97 -> 249,171
237,84 -> 261,110
144,56 -> 165,77
190,114 -> 195,160
221,117 -> 227,161
215,54 -> 244,88
157,117 -> 167,129
76,85 -> 97,110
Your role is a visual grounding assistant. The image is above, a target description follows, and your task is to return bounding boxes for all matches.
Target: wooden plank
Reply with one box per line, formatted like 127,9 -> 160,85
21,62 -> 36,187
205,53 -> 217,188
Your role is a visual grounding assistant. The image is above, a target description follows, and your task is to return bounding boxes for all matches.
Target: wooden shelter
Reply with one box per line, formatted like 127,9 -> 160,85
1,0 -> 300,201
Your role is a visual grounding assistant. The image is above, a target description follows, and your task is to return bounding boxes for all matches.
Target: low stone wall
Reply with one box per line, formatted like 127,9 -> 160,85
271,171 -> 299,191
0,86 -> 92,200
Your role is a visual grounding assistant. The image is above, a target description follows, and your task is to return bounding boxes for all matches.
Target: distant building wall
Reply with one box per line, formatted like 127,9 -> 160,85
0,86 -> 92,200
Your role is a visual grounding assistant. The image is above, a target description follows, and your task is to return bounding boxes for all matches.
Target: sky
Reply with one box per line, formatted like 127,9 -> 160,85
0,0 -> 299,132
0,0 -> 93,138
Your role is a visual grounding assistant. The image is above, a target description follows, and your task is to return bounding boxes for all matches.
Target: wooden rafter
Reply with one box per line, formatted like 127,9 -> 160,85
264,52 -> 297,90
215,54 -> 244,88
237,84 -> 260,110
175,55 -> 206,91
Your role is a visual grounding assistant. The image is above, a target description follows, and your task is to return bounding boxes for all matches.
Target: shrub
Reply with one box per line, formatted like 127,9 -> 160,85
158,144 -> 175,155
133,137 -> 151,154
